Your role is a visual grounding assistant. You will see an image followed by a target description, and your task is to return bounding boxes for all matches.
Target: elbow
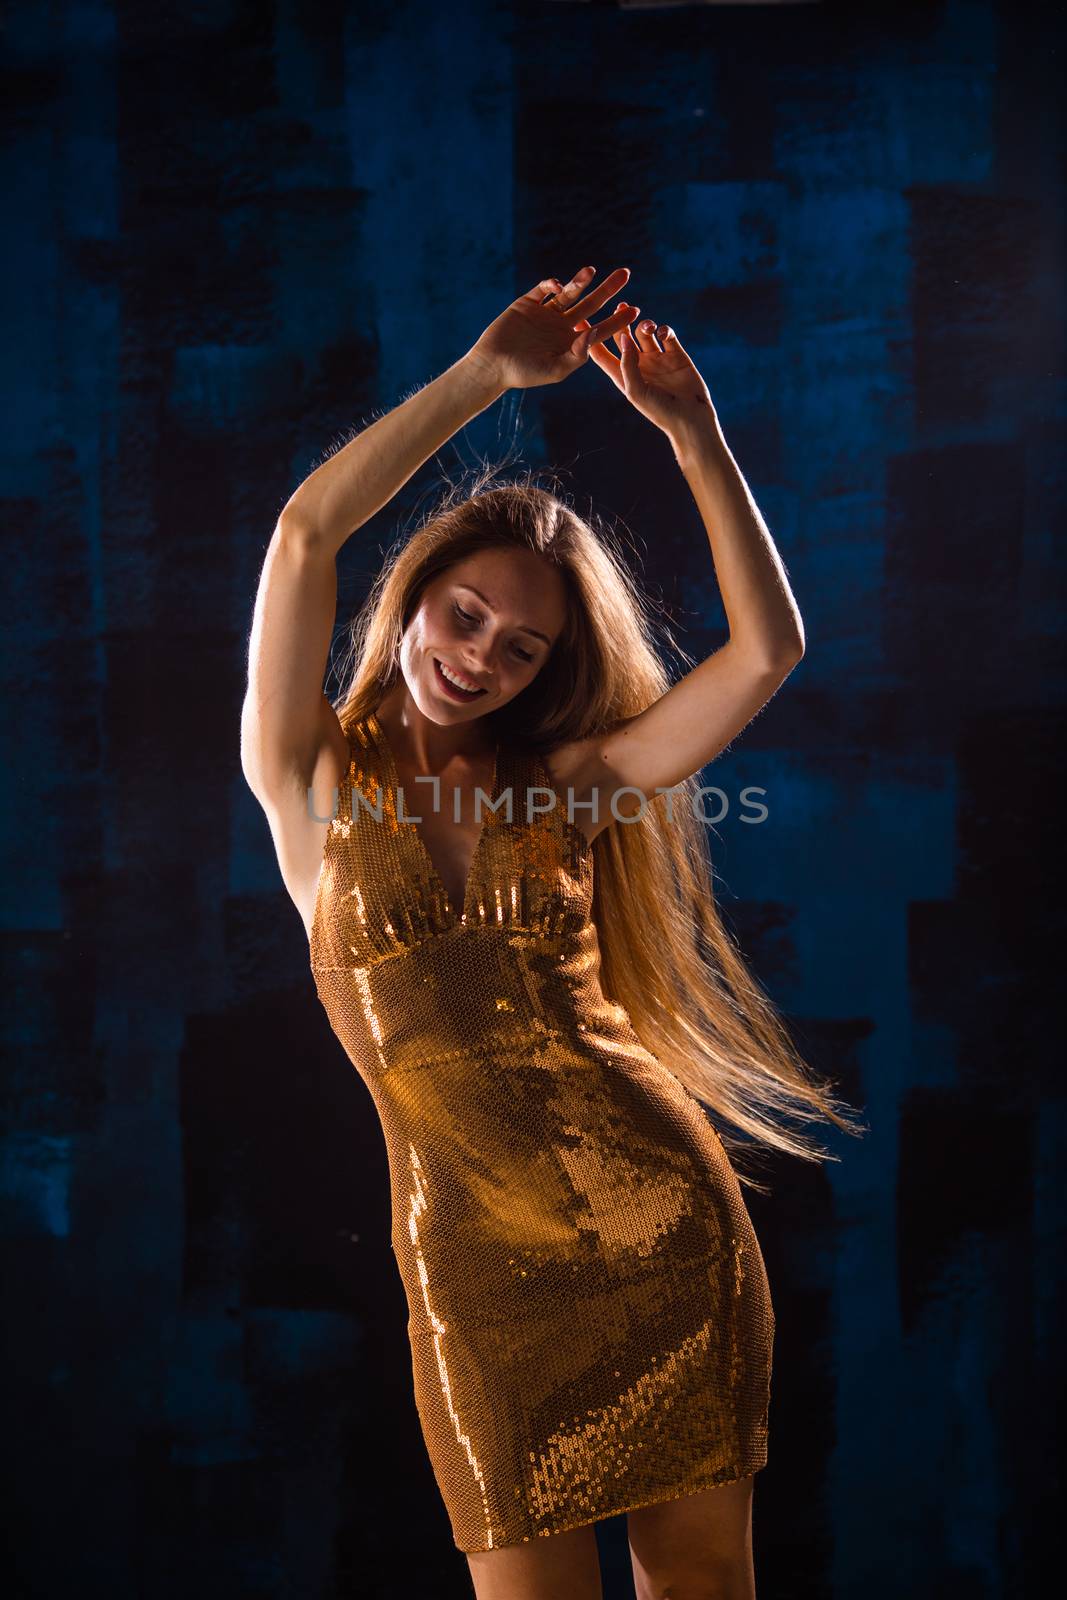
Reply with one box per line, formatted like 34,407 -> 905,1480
275,508 -> 323,556
239,709 -> 265,801
738,629 -> 805,677
777,633 -> 805,670
769,619 -> 805,672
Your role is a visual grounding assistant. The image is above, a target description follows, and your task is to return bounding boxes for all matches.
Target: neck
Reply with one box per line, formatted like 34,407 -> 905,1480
374,686 -> 497,774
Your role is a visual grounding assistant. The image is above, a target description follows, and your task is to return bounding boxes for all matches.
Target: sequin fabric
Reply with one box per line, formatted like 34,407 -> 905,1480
309,710 -> 774,1552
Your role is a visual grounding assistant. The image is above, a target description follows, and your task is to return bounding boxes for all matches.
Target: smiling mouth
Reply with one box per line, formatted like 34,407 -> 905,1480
433,657 -> 487,699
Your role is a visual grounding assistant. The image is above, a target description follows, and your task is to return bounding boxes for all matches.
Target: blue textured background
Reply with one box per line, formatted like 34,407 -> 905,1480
3,1 -> 1062,1595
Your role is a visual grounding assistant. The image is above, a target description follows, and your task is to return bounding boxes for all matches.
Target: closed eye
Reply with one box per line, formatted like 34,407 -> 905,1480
453,600 -> 535,663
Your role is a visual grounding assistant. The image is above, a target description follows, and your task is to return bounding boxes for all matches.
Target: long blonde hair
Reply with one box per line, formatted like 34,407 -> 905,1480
330,460 -> 867,1191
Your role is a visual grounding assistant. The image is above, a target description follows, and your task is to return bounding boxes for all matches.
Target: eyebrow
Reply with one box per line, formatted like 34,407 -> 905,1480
456,584 -> 553,647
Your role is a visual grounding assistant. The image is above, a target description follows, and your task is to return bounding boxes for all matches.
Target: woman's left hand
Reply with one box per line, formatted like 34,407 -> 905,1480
581,314 -> 718,438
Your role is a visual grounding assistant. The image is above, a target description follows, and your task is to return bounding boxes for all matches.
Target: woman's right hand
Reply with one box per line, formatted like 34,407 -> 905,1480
464,267 -> 639,391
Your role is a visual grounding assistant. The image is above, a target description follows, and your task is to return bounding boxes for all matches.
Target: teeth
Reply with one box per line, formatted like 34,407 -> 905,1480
438,659 -> 480,693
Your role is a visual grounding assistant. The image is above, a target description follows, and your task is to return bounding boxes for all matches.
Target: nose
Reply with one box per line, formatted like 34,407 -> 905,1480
461,642 -> 494,681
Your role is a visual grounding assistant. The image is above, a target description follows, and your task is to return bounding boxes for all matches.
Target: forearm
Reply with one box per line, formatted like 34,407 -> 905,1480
280,354 -> 507,556
669,413 -> 805,667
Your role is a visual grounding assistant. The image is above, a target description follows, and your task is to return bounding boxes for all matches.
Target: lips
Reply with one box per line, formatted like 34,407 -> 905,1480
433,657 -> 486,699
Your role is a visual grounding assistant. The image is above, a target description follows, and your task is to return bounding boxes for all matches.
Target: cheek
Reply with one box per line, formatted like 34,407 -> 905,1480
411,608 -> 447,651
400,613 -> 435,670
425,606 -> 461,647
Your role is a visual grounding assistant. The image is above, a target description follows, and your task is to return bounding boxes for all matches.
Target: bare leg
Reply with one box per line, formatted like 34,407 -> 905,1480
628,1473 -> 756,1600
465,1520 -> 603,1600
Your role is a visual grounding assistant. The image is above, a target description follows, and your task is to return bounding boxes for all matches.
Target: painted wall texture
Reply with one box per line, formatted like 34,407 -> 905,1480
2,1 -> 1061,1595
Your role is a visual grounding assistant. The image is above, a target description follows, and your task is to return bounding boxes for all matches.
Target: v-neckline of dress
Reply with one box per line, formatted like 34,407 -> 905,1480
366,708 -> 502,929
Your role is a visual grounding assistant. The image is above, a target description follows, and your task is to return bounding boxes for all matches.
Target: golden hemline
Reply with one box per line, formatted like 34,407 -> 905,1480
453,1457 -> 769,1554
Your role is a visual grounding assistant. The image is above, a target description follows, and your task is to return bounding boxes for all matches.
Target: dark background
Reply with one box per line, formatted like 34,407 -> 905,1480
3,0 -> 1063,1595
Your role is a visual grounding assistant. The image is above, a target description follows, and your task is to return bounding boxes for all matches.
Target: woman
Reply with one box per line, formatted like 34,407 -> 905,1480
241,266 -> 863,1599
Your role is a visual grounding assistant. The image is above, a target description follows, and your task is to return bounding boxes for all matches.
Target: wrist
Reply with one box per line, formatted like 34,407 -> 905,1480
456,349 -> 511,405
667,407 -> 728,471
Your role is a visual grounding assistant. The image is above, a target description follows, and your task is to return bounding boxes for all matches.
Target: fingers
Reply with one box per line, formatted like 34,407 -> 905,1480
552,265 -> 596,305
524,275 -> 566,304
615,317 -> 682,363
565,265 -> 630,320
608,314 -> 642,360
579,303 -> 635,389
523,265 -> 630,317
634,319 -> 665,355
586,334 -> 624,388
585,308 -> 639,388
635,318 -> 682,355
619,320 -> 641,376
586,300 -> 639,348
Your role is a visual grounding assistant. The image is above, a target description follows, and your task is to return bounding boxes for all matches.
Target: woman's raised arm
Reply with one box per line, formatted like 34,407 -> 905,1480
240,356 -> 506,812
279,356 -> 507,558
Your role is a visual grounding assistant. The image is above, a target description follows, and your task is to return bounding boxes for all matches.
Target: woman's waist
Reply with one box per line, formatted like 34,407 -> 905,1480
313,934 -> 653,1079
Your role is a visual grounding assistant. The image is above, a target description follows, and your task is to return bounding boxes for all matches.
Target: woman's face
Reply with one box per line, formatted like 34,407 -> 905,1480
400,546 -> 568,723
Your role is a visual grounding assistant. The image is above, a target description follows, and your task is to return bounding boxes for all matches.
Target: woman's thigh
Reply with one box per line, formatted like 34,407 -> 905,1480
627,1474 -> 756,1600
465,1520 -> 603,1600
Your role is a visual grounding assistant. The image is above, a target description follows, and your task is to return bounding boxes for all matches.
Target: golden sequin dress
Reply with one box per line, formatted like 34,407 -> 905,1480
309,711 -> 774,1552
